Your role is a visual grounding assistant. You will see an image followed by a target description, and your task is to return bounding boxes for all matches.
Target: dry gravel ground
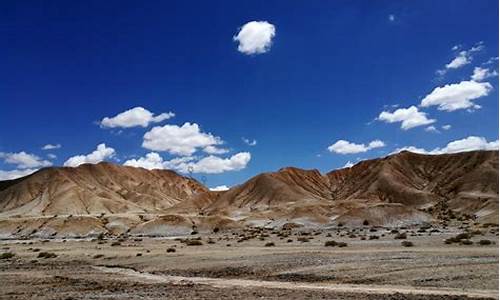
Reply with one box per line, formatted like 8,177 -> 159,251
0,226 -> 498,299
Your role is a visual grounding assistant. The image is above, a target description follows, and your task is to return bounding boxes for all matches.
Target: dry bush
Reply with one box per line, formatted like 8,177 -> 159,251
394,233 -> 407,240
185,240 -> 203,246
265,242 -> 275,247
0,252 -> 15,259
166,248 -> 176,253
38,252 -> 57,258
478,239 -> 493,245
401,241 -> 414,247
324,240 -> 337,247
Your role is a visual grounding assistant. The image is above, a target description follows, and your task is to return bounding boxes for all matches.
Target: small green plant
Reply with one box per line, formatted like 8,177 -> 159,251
0,252 -> 15,259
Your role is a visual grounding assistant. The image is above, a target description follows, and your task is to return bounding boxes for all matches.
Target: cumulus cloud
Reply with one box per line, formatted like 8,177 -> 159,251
328,139 -> 385,154
170,152 -> 251,174
124,152 -> 251,174
442,124 -> 452,130
47,154 -> 57,159
203,145 -> 229,155
100,107 -> 175,128
420,80 -> 493,111
242,137 -> 257,146
233,21 -> 276,55
142,122 -> 223,156
210,185 -> 230,192
0,151 -> 52,169
64,143 -> 115,167
392,136 -> 498,155
0,168 -> 38,180
377,106 -> 435,130
42,144 -> 61,150
471,67 -> 498,82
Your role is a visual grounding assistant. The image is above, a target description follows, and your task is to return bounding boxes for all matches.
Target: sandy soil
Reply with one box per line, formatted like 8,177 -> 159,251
0,225 -> 498,299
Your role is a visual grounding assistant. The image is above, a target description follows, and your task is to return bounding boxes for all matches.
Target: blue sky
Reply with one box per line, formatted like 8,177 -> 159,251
0,0 -> 498,189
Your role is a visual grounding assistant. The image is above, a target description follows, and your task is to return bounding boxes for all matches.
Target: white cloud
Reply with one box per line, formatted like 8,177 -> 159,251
388,14 -> 395,22
0,168 -> 38,180
100,107 -> 175,128
124,152 -> 251,174
210,185 -> 230,192
424,126 -> 439,133
442,124 -> 452,130
174,152 -> 251,174
446,50 -> 470,69
123,152 -> 165,170
142,122 -> 223,156
437,43 -> 484,75
471,67 -> 498,82
392,136 -> 498,155
233,21 -> 276,55
242,137 -> 257,146
203,145 -> 229,155
0,151 -> 52,169
420,80 -> 493,111
47,153 -> 57,159
377,106 -> 435,130
42,144 -> 61,150
64,143 -> 115,167
328,139 -> 385,154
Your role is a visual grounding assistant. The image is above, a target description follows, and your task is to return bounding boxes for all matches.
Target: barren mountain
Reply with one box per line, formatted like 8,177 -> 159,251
0,151 -> 497,238
0,162 -> 207,217
197,150 -> 498,225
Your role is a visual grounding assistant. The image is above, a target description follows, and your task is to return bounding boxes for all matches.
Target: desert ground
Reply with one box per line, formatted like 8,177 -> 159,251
0,223 -> 498,300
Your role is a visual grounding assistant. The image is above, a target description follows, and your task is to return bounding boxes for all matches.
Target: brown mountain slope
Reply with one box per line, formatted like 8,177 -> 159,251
200,150 -> 498,224
0,162 -> 207,217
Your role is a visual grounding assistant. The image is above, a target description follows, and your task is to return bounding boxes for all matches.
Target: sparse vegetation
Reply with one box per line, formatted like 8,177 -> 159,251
478,239 -> 493,245
265,242 -> 275,247
185,240 -> 203,246
0,252 -> 15,259
394,232 -> 407,240
38,252 -> 57,259
166,248 -> 176,253
324,240 -> 337,247
401,241 -> 414,247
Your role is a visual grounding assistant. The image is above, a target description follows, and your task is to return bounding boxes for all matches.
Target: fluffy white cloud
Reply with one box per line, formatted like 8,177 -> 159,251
123,152 -> 165,170
124,152 -> 251,174
172,152 -> 251,174
233,21 -> 276,55
378,106 -> 435,130
420,80 -> 493,111
210,185 -> 230,192
242,137 -> 257,146
64,143 -> 115,167
100,107 -> 175,128
328,139 -> 385,154
142,122 -> 223,156
393,136 -> 498,155
42,144 -> 61,150
0,151 -> 52,169
47,153 -> 57,159
442,124 -> 452,130
0,168 -> 38,180
471,67 -> 498,82
203,145 -> 229,155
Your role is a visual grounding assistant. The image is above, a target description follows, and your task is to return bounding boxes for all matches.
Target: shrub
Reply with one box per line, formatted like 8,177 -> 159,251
324,240 -> 338,247
287,239 -> 293,243
0,252 -> 15,259
38,252 -> 57,259
460,239 -> 473,245
185,240 -> 203,246
212,227 -> 220,233
401,241 -> 414,247
394,233 -> 407,240
166,248 -> 176,253
369,235 -> 379,240
136,253 -> 142,256
363,220 -> 369,226
111,242 -> 121,246
337,242 -> 347,247
265,242 -> 275,247
93,254 -> 104,259
478,239 -> 493,245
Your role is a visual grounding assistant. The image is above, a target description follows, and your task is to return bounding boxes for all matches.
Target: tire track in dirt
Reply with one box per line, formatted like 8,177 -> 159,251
93,265 -> 498,299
